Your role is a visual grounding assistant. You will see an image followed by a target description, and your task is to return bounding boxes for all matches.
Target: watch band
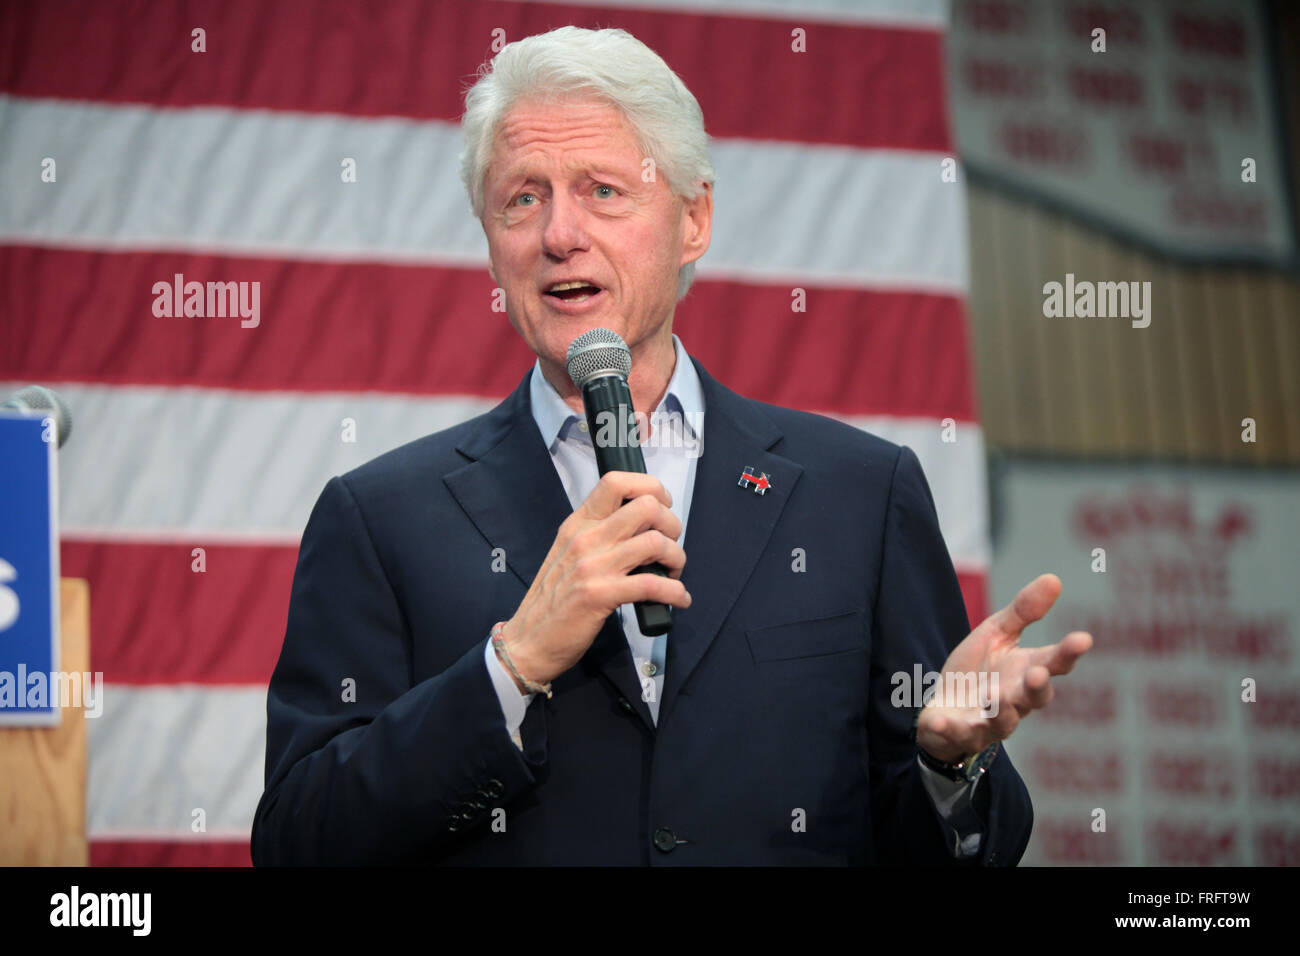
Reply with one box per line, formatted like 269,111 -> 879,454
918,743 -> 975,782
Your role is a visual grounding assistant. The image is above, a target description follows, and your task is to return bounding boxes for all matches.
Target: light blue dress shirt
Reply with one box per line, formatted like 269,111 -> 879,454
481,333 -> 983,856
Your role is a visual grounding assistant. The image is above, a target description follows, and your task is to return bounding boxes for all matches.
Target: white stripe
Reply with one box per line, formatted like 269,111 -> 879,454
838,414 -> 990,568
0,381 -> 497,539
6,382 -> 989,568
87,685 -> 265,837
60,527 -> 303,547
90,830 -> 253,842
517,0 -> 949,28
709,140 -> 968,293
0,96 -> 967,293
89,832 -> 253,842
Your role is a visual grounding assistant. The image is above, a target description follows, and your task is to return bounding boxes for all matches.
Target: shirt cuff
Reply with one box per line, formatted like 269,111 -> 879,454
916,755 -> 985,858
484,637 -> 535,750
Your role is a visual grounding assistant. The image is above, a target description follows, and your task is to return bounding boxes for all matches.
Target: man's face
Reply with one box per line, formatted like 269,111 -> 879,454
479,97 -> 711,372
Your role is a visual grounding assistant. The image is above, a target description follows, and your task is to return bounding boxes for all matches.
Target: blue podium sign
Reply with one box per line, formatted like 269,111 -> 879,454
0,413 -> 60,725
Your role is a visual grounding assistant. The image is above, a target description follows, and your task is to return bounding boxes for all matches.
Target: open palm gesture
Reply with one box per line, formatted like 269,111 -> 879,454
916,574 -> 1093,763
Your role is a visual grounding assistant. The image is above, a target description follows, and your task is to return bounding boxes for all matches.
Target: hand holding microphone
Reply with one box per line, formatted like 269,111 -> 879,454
498,330 -> 689,692
565,328 -> 676,637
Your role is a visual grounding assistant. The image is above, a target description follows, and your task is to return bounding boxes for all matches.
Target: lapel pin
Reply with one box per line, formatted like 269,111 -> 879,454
738,466 -> 771,495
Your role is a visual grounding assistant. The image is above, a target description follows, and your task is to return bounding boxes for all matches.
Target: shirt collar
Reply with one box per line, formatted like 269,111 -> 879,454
529,332 -> 703,451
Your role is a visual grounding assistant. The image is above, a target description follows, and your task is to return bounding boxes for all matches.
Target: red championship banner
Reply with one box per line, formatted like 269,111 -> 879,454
947,0 -> 1295,265
991,459 -> 1300,865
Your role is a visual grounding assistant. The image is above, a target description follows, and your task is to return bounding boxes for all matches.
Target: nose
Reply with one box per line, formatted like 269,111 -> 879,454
540,191 -> 590,261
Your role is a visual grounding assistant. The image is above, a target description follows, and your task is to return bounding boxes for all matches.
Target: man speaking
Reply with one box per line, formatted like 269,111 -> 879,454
251,26 -> 1091,865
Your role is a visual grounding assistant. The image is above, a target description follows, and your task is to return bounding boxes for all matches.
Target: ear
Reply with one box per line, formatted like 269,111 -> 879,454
679,182 -> 713,268
487,253 -> 499,286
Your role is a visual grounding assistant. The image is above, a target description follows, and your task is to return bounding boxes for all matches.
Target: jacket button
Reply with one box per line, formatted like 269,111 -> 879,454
653,827 -> 678,852
483,779 -> 504,799
618,697 -> 635,714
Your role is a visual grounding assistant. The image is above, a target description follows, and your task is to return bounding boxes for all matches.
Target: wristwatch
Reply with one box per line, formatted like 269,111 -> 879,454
911,707 -> 1000,784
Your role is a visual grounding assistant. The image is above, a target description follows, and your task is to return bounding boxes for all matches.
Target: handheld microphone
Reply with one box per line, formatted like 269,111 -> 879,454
566,329 -> 673,637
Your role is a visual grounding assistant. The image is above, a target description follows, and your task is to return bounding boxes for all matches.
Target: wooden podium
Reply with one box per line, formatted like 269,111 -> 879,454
0,578 -> 89,865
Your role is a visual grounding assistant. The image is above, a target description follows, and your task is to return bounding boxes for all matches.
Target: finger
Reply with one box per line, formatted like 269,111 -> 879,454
605,569 -> 693,610
602,493 -> 683,544
968,682 -> 1018,734
992,573 -> 1063,637
1012,664 -> 1053,714
1027,630 -> 1093,676
606,529 -> 687,577
583,472 -> 672,519
987,704 -> 1021,740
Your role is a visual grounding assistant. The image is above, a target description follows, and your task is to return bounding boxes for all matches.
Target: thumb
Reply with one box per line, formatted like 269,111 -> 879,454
992,573 -> 1062,637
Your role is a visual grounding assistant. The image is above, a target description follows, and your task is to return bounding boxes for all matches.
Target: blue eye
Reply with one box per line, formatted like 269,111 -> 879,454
594,184 -> 615,198
515,193 -> 537,206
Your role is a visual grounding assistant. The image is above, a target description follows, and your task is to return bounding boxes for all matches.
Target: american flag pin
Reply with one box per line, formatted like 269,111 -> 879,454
737,466 -> 771,495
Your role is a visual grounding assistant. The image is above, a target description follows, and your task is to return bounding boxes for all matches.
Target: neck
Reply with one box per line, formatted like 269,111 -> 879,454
540,324 -> 677,425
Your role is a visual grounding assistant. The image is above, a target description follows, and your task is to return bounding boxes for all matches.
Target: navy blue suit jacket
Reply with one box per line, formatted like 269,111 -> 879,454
252,357 -> 1032,865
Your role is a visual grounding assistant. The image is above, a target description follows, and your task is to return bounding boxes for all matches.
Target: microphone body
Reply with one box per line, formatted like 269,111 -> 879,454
580,374 -> 649,473
568,332 -> 673,637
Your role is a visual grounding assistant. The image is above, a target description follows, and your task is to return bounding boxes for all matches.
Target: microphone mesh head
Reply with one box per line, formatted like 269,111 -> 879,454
4,385 -> 73,448
566,328 -> 631,387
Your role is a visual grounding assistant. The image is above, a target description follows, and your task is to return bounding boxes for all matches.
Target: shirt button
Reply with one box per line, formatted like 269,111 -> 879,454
577,421 -> 588,432
653,827 -> 678,852
642,661 -> 658,677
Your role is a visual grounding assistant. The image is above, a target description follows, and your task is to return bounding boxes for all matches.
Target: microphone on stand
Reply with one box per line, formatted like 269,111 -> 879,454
2,385 -> 73,448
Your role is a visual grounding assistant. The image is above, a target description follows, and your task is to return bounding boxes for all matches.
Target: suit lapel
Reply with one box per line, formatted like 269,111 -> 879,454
658,360 -> 802,720
442,368 -> 654,729
443,370 -> 572,592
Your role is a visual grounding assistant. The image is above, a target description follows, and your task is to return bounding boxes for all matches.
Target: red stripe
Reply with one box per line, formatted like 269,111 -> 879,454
3,246 -> 975,421
61,540 -> 295,685
61,537 -> 989,686
680,282 -> 977,422
91,839 -> 251,866
956,569 -> 989,632
0,0 -> 951,152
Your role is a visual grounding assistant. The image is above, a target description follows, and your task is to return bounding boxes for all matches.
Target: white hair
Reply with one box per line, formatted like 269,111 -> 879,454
459,26 -> 715,299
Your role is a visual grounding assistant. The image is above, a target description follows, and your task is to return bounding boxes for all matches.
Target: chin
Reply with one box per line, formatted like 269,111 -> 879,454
548,318 -> 621,346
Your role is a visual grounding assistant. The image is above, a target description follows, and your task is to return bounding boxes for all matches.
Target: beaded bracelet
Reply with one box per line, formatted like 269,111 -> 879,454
490,621 -> 553,699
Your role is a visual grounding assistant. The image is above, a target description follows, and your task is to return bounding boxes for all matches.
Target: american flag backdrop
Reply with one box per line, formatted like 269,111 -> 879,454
0,0 -> 988,865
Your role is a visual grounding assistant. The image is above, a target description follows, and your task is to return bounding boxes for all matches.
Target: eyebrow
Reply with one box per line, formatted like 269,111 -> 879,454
587,167 -> 631,184
486,169 -> 542,202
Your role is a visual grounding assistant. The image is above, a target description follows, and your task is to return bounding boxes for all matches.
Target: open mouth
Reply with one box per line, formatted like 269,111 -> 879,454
545,280 -> 603,303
